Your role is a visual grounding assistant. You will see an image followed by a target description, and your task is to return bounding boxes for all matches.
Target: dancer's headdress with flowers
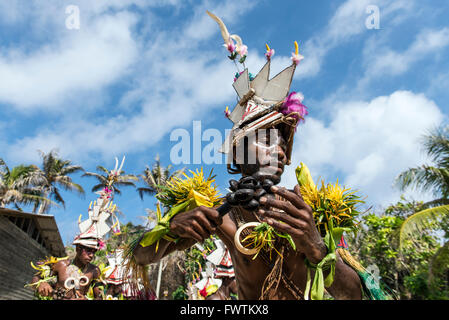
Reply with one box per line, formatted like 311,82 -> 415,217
72,157 -> 124,250
207,11 -> 308,166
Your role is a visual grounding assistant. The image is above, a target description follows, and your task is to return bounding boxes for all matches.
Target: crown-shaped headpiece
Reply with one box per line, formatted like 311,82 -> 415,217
207,11 -> 307,164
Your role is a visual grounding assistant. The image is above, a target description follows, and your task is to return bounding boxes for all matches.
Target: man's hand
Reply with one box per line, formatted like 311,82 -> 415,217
258,185 -> 327,264
169,206 -> 223,243
37,282 -> 53,297
74,291 -> 88,300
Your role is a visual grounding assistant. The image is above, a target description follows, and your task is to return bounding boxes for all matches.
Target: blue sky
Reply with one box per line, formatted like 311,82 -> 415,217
1,0 -> 449,245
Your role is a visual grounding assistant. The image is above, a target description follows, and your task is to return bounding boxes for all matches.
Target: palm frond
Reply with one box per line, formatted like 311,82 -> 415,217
82,171 -> 107,182
399,204 -> 449,250
395,166 -> 449,197
54,178 -> 85,195
423,126 -> 449,167
421,198 -> 449,209
119,174 -> 139,181
137,187 -> 156,200
59,164 -> 84,175
113,181 -> 137,188
51,187 -> 66,207
92,183 -> 106,193
21,193 -> 58,209
96,165 -> 110,174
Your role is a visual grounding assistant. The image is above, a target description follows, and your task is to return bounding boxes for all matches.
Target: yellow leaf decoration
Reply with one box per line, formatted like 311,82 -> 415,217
158,168 -> 222,208
139,168 -> 222,248
296,162 -> 364,237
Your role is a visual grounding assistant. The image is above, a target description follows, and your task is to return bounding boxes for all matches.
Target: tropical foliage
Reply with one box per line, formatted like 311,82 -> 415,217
395,127 -> 449,248
349,197 -> 447,299
0,150 -> 84,213
82,163 -> 138,195
137,154 -> 184,200
33,149 -> 85,213
0,159 -> 48,209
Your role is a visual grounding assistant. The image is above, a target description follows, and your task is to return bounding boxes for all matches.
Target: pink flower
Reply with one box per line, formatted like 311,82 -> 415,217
280,92 -> 308,128
265,43 -> 275,61
291,40 -> 304,65
102,187 -> 113,199
265,49 -> 275,60
224,106 -> 231,118
291,53 -> 304,65
236,44 -> 247,57
98,239 -> 106,250
224,40 -> 236,53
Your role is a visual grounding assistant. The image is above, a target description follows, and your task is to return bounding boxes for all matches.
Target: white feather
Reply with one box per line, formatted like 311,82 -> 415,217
113,157 -> 118,173
230,34 -> 243,47
118,155 -> 125,173
206,10 -> 230,43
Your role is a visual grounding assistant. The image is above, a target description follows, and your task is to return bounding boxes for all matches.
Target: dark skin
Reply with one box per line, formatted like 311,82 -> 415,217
31,245 -> 102,300
106,284 -> 123,298
134,129 -> 362,299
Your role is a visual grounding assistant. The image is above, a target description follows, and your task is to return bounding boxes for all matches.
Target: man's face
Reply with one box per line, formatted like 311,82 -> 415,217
234,128 -> 288,184
76,245 -> 97,264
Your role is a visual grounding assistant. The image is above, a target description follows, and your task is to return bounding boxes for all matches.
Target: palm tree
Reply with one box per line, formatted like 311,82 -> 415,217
137,154 -> 184,200
0,158 -> 51,210
82,160 -> 138,195
395,126 -> 449,248
33,150 -> 85,214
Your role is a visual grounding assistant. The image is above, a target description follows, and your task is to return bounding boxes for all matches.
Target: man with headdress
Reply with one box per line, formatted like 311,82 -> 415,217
132,12 -> 363,300
30,233 -> 104,300
103,249 -> 128,299
28,158 -> 124,300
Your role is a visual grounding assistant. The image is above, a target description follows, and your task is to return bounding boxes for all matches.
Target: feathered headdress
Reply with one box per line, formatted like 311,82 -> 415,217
73,156 -> 124,249
207,11 -> 308,165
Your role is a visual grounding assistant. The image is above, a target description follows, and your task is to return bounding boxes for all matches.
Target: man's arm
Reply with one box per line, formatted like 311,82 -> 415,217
30,274 -> 53,297
30,260 -> 68,297
325,254 -> 362,299
133,206 -> 223,266
91,266 -> 104,300
133,237 -> 194,265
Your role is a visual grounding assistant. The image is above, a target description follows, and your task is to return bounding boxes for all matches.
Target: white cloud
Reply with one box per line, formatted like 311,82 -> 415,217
295,0 -> 416,80
282,90 -> 444,207
361,27 -> 449,82
1,0 -> 421,165
3,0 -> 257,165
0,10 -> 138,110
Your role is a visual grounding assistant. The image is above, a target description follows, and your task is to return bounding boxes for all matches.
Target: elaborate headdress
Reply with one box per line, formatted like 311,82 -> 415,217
207,11 -> 308,166
72,157 -> 124,249
205,239 -> 235,278
190,239 -> 235,299
104,249 -> 127,285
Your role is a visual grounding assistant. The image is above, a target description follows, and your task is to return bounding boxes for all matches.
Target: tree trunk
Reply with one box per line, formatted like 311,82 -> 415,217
156,260 -> 163,298
37,190 -> 49,214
